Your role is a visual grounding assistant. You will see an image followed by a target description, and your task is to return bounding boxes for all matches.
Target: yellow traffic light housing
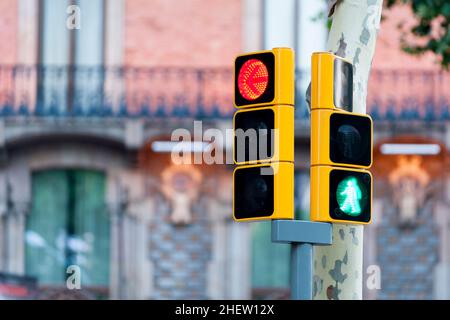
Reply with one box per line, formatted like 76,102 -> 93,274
310,52 -> 373,225
234,48 -> 294,108
233,162 -> 294,221
232,48 -> 295,221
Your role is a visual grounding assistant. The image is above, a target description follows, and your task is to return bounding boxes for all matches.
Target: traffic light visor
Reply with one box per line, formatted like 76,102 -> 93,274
334,58 -> 353,111
311,52 -> 353,111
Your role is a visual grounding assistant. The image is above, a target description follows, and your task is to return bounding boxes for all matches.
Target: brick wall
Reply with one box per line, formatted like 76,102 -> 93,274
377,202 -> 439,299
124,0 -> 242,67
0,0 -> 17,64
373,5 -> 440,70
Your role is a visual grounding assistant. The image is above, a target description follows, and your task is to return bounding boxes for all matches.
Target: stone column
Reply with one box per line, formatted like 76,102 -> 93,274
0,171 -> 7,271
434,202 -> 450,299
226,222 -> 251,299
104,0 -> 125,112
206,197 -> 229,299
123,195 -> 155,299
432,166 -> 450,299
205,170 -> 251,300
108,169 -> 155,299
108,201 -> 120,299
2,200 -> 29,274
17,0 -> 38,111
11,202 -> 29,274
5,166 -> 31,275
0,214 -> 4,271
107,169 -> 128,299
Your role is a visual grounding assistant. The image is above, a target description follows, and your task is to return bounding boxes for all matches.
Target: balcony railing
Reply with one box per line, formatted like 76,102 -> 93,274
367,69 -> 450,121
0,65 -> 234,119
0,65 -> 449,121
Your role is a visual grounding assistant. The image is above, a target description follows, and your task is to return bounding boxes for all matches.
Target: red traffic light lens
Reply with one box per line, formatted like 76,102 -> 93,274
237,59 -> 269,101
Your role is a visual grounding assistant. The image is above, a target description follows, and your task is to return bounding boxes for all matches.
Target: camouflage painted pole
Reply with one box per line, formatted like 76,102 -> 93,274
312,0 -> 383,300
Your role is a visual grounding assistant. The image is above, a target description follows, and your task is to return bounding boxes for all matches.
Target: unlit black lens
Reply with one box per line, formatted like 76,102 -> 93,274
234,166 -> 274,219
336,124 -> 362,161
234,109 -> 274,162
330,113 -> 371,166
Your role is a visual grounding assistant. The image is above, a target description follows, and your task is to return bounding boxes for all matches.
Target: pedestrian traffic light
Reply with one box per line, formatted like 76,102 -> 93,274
233,48 -> 295,221
310,52 -> 373,225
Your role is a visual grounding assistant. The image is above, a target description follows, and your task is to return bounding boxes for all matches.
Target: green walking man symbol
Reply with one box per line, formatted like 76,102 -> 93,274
339,177 -> 362,215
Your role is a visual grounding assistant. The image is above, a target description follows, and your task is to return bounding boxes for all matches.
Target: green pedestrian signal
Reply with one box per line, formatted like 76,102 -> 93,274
327,169 -> 372,223
336,176 -> 362,216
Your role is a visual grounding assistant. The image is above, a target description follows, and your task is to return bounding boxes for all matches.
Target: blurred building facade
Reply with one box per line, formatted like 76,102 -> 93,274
0,0 -> 448,300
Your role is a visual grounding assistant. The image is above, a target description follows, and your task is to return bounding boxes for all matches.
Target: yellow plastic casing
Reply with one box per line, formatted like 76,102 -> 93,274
310,109 -> 373,169
310,165 -> 372,225
232,162 -> 294,222
311,52 -> 351,110
234,47 -> 295,108
233,105 -> 294,165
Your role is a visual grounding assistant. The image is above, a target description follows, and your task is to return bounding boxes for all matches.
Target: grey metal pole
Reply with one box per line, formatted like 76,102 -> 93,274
291,242 -> 313,300
271,219 -> 331,300
291,201 -> 312,300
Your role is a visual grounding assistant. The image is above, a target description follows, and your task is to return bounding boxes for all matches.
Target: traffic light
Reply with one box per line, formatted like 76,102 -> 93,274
233,48 -> 295,221
310,52 -> 373,224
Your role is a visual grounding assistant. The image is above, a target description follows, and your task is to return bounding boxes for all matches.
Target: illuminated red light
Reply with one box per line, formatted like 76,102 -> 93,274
237,59 -> 269,101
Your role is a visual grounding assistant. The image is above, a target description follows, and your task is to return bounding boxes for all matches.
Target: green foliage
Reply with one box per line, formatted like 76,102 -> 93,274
386,0 -> 450,69
309,5 -> 333,30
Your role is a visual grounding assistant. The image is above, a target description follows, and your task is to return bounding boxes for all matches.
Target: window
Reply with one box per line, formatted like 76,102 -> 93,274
25,170 -> 110,289
38,0 -> 105,114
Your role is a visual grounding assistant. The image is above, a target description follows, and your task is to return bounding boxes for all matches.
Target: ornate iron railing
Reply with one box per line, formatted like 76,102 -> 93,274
0,65 -> 233,118
367,69 -> 450,121
0,65 -> 449,121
